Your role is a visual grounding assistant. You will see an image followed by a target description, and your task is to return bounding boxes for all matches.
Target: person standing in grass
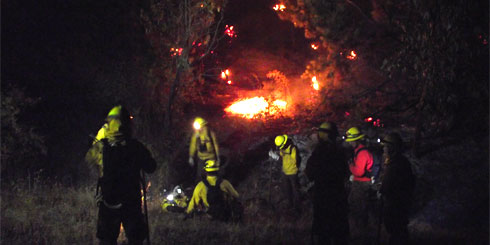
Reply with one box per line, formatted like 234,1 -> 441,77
344,127 -> 376,244
85,105 -> 156,245
379,133 -> 415,245
305,122 -> 350,245
273,134 -> 301,213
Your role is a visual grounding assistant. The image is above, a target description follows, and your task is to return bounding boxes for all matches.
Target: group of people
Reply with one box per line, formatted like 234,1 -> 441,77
277,122 -> 415,245
86,105 -> 415,245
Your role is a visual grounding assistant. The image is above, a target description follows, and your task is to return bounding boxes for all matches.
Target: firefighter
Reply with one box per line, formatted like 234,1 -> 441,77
344,127 -> 376,243
185,159 -> 239,221
379,133 -> 415,245
189,117 -> 219,182
85,105 -> 156,245
305,122 -> 350,244
274,134 -> 301,213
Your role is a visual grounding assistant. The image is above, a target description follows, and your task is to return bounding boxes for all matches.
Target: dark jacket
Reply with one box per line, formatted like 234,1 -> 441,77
306,140 -> 348,193
380,153 -> 415,206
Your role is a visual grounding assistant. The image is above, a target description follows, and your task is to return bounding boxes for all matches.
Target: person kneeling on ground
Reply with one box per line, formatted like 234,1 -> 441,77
185,159 -> 240,221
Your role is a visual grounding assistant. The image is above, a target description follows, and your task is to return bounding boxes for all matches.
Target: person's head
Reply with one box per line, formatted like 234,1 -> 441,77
381,132 -> 403,162
344,127 -> 365,147
274,134 -> 289,150
105,105 -> 132,137
193,117 -> 208,132
204,159 -> 219,175
318,122 -> 338,143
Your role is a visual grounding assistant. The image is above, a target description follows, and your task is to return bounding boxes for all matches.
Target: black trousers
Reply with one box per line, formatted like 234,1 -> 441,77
96,203 -> 147,245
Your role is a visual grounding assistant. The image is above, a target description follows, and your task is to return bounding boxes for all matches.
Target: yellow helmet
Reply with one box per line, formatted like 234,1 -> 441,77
274,135 -> 288,149
319,122 -> 338,135
345,127 -> 365,142
204,159 -> 219,172
193,117 -> 207,130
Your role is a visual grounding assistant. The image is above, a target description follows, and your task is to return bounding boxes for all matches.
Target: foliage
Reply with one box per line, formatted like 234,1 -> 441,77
1,87 -> 46,182
140,0 -> 229,134
273,0 -> 488,142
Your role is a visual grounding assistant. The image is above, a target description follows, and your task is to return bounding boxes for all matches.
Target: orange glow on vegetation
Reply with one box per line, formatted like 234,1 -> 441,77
225,97 -> 288,119
273,4 -> 286,11
311,76 -> 320,90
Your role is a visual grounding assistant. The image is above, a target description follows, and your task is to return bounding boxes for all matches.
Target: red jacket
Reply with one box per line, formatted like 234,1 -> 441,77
349,144 -> 373,182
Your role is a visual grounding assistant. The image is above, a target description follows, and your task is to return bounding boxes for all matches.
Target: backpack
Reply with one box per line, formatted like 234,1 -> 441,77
202,177 -> 228,220
355,145 -> 383,184
99,139 -> 139,207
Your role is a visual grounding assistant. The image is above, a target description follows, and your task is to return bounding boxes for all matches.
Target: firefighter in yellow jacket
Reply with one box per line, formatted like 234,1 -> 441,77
186,159 -> 239,221
189,117 -> 219,182
274,134 -> 301,212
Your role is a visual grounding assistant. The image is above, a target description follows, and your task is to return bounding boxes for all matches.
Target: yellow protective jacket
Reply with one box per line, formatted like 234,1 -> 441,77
280,144 -> 299,175
189,127 -> 219,162
186,175 -> 239,214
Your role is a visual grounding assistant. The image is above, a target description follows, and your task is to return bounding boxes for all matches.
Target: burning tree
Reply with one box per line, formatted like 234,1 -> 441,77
141,0 -> 229,133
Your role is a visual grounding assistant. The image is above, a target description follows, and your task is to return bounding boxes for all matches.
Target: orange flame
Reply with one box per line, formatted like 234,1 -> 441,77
312,76 -> 319,90
347,50 -> 357,60
273,4 -> 286,11
311,44 -> 319,50
225,97 -> 287,119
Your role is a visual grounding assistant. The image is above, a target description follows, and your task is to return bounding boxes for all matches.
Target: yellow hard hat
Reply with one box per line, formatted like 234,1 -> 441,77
274,135 -> 288,149
106,105 -> 131,121
319,122 -> 338,135
345,127 -> 365,142
204,159 -> 219,172
193,117 -> 207,130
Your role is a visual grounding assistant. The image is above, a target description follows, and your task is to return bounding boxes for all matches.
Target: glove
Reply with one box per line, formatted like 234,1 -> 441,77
349,175 -> 354,182
188,157 -> 194,167
268,149 -> 280,161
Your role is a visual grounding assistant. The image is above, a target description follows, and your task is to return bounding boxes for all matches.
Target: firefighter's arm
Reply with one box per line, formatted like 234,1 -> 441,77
186,183 -> 203,214
189,132 -> 198,158
291,147 -> 297,166
85,141 -> 103,176
221,180 -> 239,199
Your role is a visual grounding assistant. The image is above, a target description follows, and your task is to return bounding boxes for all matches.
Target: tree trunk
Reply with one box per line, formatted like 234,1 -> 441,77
165,65 -> 183,134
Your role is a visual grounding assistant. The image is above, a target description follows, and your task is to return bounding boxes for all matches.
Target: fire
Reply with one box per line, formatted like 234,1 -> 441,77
225,97 -> 287,119
311,76 -> 319,90
224,25 -> 237,38
347,50 -> 357,60
170,47 -> 183,57
311,43 -> 319,50
273,4 -> 286,11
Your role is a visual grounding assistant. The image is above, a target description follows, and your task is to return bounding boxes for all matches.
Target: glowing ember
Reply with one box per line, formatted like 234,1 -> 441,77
170,47 -> 183,57
225,97 -> 287,119
224,25 -> 237,38
273,4 -> 286,11
221,71 -> 226,79
311,76 -> 320,90
311,44 -> 319,50
227,80 -> 232,85
347,50 -> 357,60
